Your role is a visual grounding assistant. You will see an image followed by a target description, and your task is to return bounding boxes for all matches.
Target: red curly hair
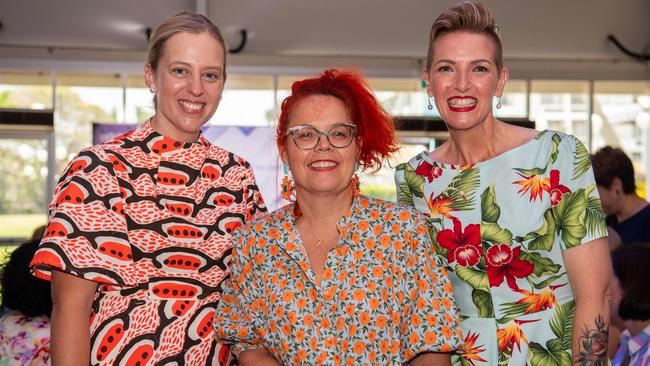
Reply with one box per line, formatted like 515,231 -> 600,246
276,69 -> 399,171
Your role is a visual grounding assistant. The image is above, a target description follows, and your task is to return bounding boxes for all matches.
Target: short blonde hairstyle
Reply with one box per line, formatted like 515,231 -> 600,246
147,12 -> 227,77
426,1 -> 503,72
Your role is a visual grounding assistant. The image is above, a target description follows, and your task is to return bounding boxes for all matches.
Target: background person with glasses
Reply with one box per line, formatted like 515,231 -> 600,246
214,69 -> 463,365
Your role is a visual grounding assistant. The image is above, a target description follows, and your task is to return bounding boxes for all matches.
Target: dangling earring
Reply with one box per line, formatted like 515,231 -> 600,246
281,164 -> 294,201
427,97 -> 434,111
149,86 -> 156,94
351,163 -> 361,197
496,97 -> 502,109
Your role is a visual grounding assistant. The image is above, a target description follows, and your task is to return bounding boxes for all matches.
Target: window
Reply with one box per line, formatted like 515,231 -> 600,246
530,80 -> 590,144
0,69 -> 53,110
593,81 -> 650,196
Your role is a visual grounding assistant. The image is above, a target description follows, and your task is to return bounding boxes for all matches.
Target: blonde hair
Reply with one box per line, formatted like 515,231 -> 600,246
425,1 -> 503,72
147,11 -> 227,77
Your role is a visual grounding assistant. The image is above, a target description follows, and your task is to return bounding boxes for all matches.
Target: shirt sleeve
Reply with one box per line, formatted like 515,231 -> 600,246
241,161 -> 267,221
394,162 -> 413,205
552,134 -> 607,250
399,212 -> 464,361
214,226 -> 266,356
30,149 -> 133,286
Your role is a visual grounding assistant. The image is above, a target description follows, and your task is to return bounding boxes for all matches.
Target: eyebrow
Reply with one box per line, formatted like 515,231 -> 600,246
434,59 -> 494,65
170,61 -> 224,72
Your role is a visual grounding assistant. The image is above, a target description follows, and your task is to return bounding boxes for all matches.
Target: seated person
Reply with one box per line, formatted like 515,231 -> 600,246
610,244 -> 650,365
0,240 -> 52,365
214,69 -> 462,365
591,146 -> 650,245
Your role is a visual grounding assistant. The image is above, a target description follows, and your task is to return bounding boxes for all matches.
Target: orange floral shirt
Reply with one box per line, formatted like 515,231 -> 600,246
215,195 -> 463,365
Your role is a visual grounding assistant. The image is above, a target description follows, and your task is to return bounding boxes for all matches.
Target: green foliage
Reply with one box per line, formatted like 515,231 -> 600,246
550,300 -> 575,350
528,340 -> 572,366
553,189 -> 588,248
395,163 -> 424,206
481,185 -> 500,223
456,266 -> 490,291
520,251 -> 561,277
572,137 -> 591,180
523,209 -> 556,251
548,133 -> 562,165
585,196 -> 607,237
481,222 -> 513,245
445,167 -> 479,210
472,289 -> 495,318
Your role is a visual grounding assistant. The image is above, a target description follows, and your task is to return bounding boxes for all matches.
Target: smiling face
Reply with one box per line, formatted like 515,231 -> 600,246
281,94 -> 359,199
145,31 -> 225,142
424,31 -> 508,132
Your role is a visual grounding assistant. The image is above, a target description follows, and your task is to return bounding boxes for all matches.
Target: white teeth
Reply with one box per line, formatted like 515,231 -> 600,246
448,98 -> 477,107
309,161 -> 337,168
179,101 -> 203,111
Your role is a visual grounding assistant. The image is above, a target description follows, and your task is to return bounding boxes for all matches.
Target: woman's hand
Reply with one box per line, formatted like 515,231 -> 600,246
238,349 -> 281,366
51,270 -> 97,366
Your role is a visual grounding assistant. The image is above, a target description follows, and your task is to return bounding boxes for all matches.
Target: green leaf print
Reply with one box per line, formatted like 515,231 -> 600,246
520,251 -> 561,277
553,189 -> 588,248
585,195 -> 607,237
445,167 -> 480,210
524,209 -> 556,251
513,165 -> 548,177
472,289 -> 495,318
550,300 -> 575,350
547,133 -> 562,165
528,340 -> 572,366
531,273 -> 566,290
456,266 -> 490,291
426,220 -> 447,257
480,222 -> 513,245
481,185 -> 501,223
403,167 -> 426,200
397,181 -> 415,207
572,136 -> 591,180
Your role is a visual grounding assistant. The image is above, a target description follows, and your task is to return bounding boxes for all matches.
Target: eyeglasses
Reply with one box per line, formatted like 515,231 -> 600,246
285,123 -> 356,150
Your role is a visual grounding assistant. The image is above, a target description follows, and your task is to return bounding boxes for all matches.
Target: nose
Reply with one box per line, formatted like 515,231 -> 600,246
189,74 -> 204,96
453,70 -> 470,92
314,132 -> 332,151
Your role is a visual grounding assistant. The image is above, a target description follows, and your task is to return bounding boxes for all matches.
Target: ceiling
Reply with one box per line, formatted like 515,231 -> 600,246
0,0 -> 649,78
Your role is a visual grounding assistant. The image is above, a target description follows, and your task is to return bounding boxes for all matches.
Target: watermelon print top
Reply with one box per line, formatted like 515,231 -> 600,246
214,195 -> 463,365
30,119 -> 266,366
394,131 -> 607,366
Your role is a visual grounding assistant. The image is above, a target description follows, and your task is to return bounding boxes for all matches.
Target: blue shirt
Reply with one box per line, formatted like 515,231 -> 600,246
607,205 -> 650,246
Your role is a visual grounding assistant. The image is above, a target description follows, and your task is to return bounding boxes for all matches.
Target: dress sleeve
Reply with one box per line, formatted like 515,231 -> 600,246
242,162 -> 267,221
394,162 -> 413,205
399,212 -> 463,361
214,226 -> 266,356
553,134 -> 607,250
30,149 -> 132,286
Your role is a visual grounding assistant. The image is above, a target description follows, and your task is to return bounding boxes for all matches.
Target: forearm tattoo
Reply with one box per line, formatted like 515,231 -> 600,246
575,315 -> 608,366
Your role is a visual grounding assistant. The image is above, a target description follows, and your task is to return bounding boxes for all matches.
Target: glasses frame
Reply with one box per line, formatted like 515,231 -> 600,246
285,123 -> 357,150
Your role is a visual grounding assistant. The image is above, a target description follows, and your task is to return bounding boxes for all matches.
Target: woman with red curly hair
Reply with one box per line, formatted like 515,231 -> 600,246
214,69 -> 463,365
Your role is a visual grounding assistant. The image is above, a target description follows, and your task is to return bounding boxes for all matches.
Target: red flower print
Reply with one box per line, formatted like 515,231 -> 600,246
415,161 -> 443,182
485,244 -> 513,266
486,246 -> 534,290
548,169 -> 571,206
437,219 -> 482,267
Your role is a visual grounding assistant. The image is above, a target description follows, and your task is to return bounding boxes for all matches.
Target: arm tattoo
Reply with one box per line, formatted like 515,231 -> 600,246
575,314 -> 608,366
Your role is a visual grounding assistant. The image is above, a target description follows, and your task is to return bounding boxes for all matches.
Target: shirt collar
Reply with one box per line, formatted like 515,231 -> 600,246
622,323 -> 650,355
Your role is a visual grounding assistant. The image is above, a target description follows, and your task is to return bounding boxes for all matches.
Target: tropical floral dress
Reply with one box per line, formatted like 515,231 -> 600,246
215,195 -> 463,365
394,131 -> 607,366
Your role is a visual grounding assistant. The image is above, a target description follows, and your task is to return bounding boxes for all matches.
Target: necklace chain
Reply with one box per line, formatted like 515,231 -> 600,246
300,218 -> 335,248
